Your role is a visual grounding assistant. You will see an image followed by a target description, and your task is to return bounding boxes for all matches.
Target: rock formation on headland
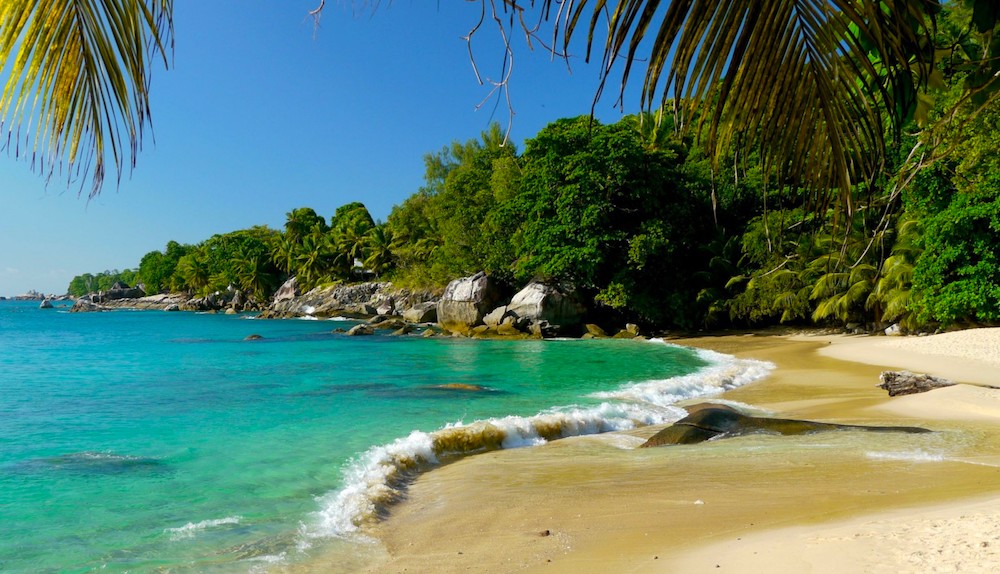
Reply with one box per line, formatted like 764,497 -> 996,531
66,271 -> 642,340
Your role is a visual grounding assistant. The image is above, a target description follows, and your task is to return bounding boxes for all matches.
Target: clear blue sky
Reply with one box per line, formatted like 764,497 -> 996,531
1,1 -> 643,297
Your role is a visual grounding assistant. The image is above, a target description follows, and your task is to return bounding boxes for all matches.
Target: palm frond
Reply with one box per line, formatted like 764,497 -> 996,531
0,0 -> 172,197
553,0 -> 937,204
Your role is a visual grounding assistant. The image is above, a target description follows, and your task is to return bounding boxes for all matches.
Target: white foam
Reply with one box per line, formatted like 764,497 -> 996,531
589,344 -> 774,407
306,341 -> 774,539
165,516 -> 242,541
865,450 -> 946,463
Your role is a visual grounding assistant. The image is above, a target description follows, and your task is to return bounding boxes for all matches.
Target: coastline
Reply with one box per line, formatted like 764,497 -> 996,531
334,328 -> 1000,574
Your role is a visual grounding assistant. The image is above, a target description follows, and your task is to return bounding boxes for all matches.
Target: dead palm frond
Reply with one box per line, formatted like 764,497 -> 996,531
0,0 -> 172,197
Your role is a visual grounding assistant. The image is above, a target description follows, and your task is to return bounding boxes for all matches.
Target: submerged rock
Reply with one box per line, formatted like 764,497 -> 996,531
640,403 -> 931,447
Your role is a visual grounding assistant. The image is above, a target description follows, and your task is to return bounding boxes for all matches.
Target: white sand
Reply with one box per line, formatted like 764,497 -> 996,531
810,327 -> 1000,387
668,495 -> 1000,573
671,328 -> 1000,573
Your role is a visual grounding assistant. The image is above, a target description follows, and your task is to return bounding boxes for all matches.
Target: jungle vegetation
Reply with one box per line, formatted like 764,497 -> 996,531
4,1 -> 997,330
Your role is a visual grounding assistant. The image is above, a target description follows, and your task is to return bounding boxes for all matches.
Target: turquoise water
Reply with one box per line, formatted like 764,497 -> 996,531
0,300 -> 770,572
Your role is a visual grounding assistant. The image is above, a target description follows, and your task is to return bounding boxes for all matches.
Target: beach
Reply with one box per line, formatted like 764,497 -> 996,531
351,329 -> 1000,573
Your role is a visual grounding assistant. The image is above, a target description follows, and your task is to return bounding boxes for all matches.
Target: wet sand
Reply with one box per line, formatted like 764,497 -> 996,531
335,330 -> 1000,573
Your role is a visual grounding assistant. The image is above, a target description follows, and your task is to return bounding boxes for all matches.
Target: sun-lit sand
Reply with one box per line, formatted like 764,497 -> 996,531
318,328 -> 1000,574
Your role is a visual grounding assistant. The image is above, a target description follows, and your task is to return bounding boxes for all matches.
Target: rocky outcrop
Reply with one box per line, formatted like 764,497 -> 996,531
640,403 -> 931,447
71,293 -> 189,313
262,282 -> 437,319
39,299 -> 54,309
878,371 -> 956,396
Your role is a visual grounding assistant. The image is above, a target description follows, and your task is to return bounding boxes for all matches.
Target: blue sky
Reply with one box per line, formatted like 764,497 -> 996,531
1,1 -> 642,296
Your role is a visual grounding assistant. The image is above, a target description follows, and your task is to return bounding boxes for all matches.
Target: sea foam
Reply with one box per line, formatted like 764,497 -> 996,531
306,341 -> 774,538
165,516 -> 242,541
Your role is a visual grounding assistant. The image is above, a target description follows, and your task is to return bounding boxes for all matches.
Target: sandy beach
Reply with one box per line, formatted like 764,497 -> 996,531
340,328 -> 1000,574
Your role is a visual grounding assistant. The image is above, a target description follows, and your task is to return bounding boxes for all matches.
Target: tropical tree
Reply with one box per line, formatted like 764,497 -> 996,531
363,224 -> 396,278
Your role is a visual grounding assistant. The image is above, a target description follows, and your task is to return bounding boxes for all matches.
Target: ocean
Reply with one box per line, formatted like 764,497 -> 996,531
0,299 -> 771,573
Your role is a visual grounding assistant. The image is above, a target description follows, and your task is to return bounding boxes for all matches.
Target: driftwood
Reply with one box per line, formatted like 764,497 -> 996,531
878,370 -> 956,397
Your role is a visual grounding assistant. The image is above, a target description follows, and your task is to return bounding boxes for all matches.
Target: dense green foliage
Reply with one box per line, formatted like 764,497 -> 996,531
67,269 -> 138,297
65,5 -> 1000,330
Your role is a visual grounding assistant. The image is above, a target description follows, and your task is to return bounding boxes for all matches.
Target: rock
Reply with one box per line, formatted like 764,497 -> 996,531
274,277 -> 301,302
506,282 -> 586,334
471,325 -> 492,337
346,324 -> 375,336
421,329 -> 438,338
640,403 -> 931,447
244,334 -> 264,341
436,272 -> 504,335
878,371 -> 956,397
529,320 -> 559,338
884,323 -> 903,336
391,325 -> 415,336
426,383 -> 492,392
403,301 -> 438,324
70,297 -> 106,313
612,329 -> 637,339
483,306 -> 509,328
497,321 -> 526,337
370,318 -> 406,331
625,323 -> 640,336
164,304 -> 180,312
39,299 -> 54,309
585,324 -> 607,337
224,308 -> 238,315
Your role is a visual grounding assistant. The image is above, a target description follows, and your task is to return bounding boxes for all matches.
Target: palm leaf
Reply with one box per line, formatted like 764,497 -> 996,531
0,0 -> 172,197
552,0 -> 937,205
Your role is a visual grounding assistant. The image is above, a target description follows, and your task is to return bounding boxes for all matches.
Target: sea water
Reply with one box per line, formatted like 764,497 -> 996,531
0,300 -> 771,572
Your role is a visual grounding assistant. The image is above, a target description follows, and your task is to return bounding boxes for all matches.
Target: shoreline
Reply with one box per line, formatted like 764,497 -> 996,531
337,328 -> 1000,574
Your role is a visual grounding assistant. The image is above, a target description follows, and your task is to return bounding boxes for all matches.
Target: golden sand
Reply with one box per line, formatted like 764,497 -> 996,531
302,329 -> 1000,573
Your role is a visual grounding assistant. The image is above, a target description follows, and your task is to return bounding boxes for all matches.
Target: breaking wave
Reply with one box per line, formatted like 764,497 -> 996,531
305,341 -> 774,538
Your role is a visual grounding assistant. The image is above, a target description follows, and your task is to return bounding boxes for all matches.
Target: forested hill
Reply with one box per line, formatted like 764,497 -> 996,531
69,7 -> 1000,333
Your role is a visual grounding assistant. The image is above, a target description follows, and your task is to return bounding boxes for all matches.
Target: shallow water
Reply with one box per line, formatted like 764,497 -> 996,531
0,300 -> 771,572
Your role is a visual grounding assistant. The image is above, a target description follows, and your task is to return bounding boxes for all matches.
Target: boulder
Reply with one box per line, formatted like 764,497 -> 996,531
878,371 -> 956,397
585,324 -> 608,337
403,301 -> 438,324
346,324 -> 375,336
436,272 -> 504,335
39,299 -> 54,309
273,277 -> 301,302
70,297 -> 105,313
370,318 -> 406,331
483,306 -> 509,328
506,282 -> 585,334
164,303 -> 180,312
641,403 -> 931,447
244,334 -> 264,341
884,323 -> 903,336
